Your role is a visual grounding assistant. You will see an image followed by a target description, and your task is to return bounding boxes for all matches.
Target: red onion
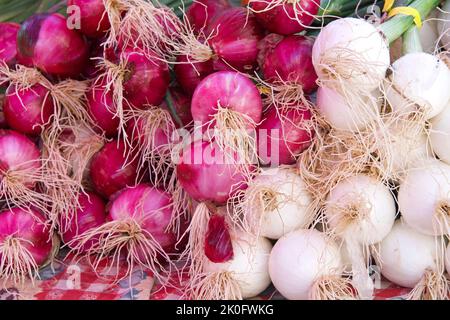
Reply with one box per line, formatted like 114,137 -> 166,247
60,192 -> 106,252
205,7 -> 264,72
17,13 -> 89,77
249,0 -> 319,35
0,23 -> 20,66
90,140 -> 139,198
86,78 -> 120,137
70,184 -> 177,280
3,83 -> 53,135
120,48 -> 170,108
259,34 -> 318,94
204,214 -> 233,263
0,207 -> 53,284
191,71 -> 263,167
257,105 -> 313,166
174,55 -> 214,97
67,0 -> 110,38
187,0 -> 231,33
176,140 -> 249,204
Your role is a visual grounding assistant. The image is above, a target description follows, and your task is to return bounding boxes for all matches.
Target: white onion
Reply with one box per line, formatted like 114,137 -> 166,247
430,102 -> 450,164
316,86 -> 382,131
380,220 -> 440,288
202,234 -> 272,299
437,0 -> 450,50
324,174 -> 396,245
386,52 -> 450,120
398,159 -> 450,236
324,174 -> 396,299
269,229 -> 347,300
242,167 -> 313,240
312,18 -> 390,91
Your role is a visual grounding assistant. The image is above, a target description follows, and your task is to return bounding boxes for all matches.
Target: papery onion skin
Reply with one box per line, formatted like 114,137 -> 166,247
259,34 -> 318,93
0,129 -> 41,188
67,0 -> 110,38
60,192 -> 106,252
257,105 -> 312,166
3,83 -> 53,136
206,8 -> 264,72
0,207 -> 52,267
174,55 -> 214,97
0,22 -> 20,66
86,79 -> 120,137
191,71 -> 263,126
17,13 -> 89,77
269,229 -> 342,300
176,140 -> 249,204
90,140 -> 139,199
250,0 -> 319,36
108,184 -> 177,253
187,0 -> 231,33
121,48 -> 170,109
379,220 -> 439,288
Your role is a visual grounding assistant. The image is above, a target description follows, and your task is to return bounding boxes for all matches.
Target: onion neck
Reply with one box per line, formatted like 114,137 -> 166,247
378,0 -> 440,44
402,26 -> 423,54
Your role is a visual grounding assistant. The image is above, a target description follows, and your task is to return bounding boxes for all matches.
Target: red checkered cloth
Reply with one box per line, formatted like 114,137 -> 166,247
0,254 -> 410,300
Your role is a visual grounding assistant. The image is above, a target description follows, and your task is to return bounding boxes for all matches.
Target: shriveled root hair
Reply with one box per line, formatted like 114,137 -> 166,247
188,271 -> 243,300
68,218 -> 174,284
0,233 -> 59,286
204,104 -> 259,178
408,269 -> 449,300
94,57 -> 131,146
178,202 -> 211,277
310,275 -> 358,300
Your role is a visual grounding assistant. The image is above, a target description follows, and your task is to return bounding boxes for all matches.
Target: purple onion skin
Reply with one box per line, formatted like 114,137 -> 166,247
259,34 -> 318,93
60,192 -> 106,252
108,184 -> 177,253
67,0 -> 110,38
257,105 -> 313,166
191,71 -> 263,127
176,140 -> 249,205
121,49 -> 170,109
206,7 -> 264,72
3,84 -> 53,135
250,0 -> 319,36
17,13 -> 89,78
174,55 -> 214,97
90,140 -> 139,199
0,207 -> 51,267
204,214 -> 233,263
0,23 -> 20,66
86,79 -> 120,137
187,0 -> 231,33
